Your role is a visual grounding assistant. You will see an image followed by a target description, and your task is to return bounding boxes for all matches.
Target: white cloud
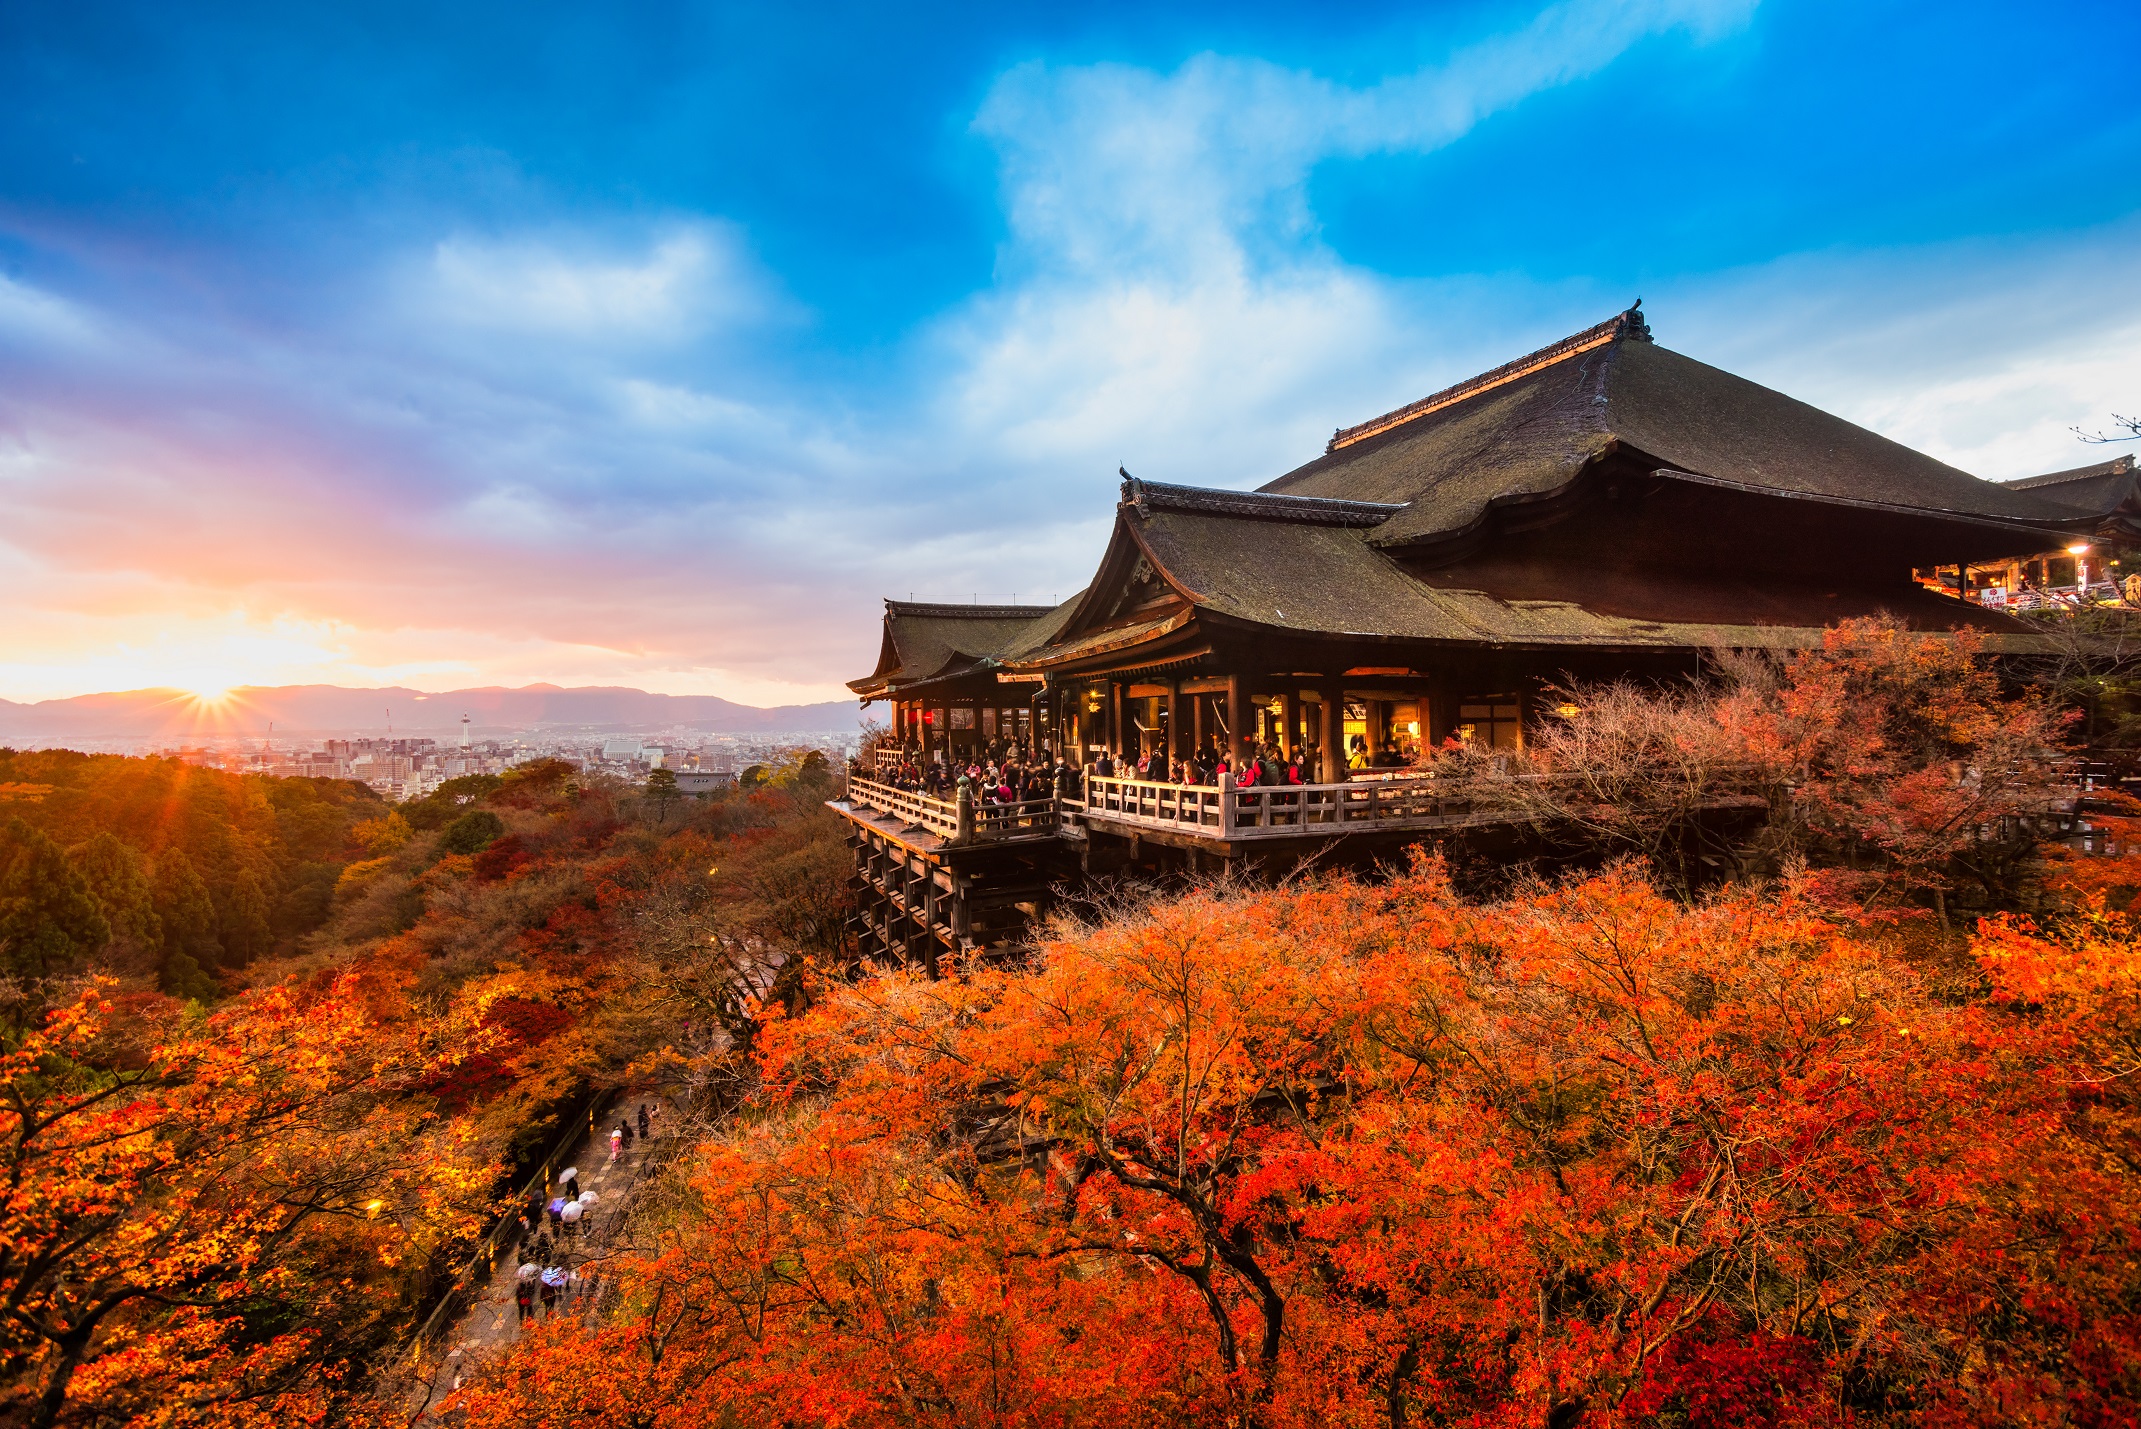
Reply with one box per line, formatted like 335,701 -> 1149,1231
423,225 -> 763,342
1652,226 -> 2141,480
974,0 -> 1756,279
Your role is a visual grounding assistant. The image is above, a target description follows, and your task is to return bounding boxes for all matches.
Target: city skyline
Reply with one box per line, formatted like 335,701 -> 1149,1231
3,0 -> 2139,705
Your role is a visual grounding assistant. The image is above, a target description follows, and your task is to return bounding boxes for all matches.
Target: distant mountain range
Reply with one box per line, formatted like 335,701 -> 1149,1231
0,683 -> 867,741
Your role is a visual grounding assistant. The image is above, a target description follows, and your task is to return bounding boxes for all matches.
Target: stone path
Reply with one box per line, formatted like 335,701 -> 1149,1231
426,1092 -> 682,1407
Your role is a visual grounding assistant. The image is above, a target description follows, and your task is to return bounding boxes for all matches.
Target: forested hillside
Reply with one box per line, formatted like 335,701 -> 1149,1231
0,747 -> 854,1427
0,749 -> 384,996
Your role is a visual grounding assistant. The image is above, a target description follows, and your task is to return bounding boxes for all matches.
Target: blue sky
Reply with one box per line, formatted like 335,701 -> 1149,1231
2,0 -> 2138,703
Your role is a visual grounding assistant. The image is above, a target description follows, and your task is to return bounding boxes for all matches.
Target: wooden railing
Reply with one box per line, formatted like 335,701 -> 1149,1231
971,792 -> 1063,840
850,777 -> 962,841
1081,772 -> 1480,841
846,776 -> 1060,845
1081,776 -> 1228,832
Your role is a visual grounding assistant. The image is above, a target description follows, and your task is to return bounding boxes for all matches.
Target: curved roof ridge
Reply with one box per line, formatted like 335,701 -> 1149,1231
883,600 -> 1056,619
1121,476 -> 1401,527
2003,453 -> 2135,490
1325,302 -> 1650,454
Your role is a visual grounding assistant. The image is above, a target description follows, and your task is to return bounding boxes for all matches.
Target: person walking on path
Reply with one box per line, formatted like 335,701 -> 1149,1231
637,1103 -> 651,1140
514,1261 -> 538,1325
608,1125 -> 623,1163
538,1264 -> 564,1318
559,1196 -> 584,1243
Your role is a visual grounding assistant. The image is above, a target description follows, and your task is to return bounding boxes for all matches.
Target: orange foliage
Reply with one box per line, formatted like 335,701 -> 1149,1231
1768,621 -> 2072,899
0,974 -> 500,1427
452,859 -> 2140,1428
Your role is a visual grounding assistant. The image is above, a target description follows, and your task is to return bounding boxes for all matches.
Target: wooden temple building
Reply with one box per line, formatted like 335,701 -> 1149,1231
833,305 -> 2127,962
1931,454 -> 2141,610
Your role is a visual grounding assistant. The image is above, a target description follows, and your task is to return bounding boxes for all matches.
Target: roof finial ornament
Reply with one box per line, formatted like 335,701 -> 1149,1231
1119,465 -> 1150,516
1620,298 -> 1652,343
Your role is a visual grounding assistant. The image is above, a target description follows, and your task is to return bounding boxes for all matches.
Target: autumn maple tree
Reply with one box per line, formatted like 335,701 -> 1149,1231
0,970 -> 498,1427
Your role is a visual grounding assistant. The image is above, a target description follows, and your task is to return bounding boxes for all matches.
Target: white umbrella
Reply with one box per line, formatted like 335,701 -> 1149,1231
560,1200 -> 584,1223
577,1190 -> 600,1205
558,1166 -> 578,1182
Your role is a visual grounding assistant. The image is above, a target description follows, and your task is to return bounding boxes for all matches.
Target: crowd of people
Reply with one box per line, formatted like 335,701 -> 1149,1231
507,1101 -> 661,1328
869,730 -> 1425,801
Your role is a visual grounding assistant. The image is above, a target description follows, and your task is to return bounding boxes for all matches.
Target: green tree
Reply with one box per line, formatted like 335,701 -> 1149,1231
770,748 -> 833,793
272,861 -> 340,938
152,849 -> 221,998
65,833 -> 162,951
439,809 -> 506,856
645,767 -> 679,827
0,818 -> 109,978
216,868 -> 273,966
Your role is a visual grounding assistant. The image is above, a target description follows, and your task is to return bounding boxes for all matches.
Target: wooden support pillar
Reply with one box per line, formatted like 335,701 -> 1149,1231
1166,679 -> 1182,766
1319,682 -> 1342,783
1111,682 -> 1126,763
1225,673 -> 1247,765
1363,698 -> 1383,761
1422,684 -> 1455,751
1192,690 -> 1206,757
1281,690 -> 1300,760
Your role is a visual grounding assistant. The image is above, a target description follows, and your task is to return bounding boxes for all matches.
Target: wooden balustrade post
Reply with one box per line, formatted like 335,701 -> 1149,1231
954,785 -> 974,846
1218,771 -> 1236,839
